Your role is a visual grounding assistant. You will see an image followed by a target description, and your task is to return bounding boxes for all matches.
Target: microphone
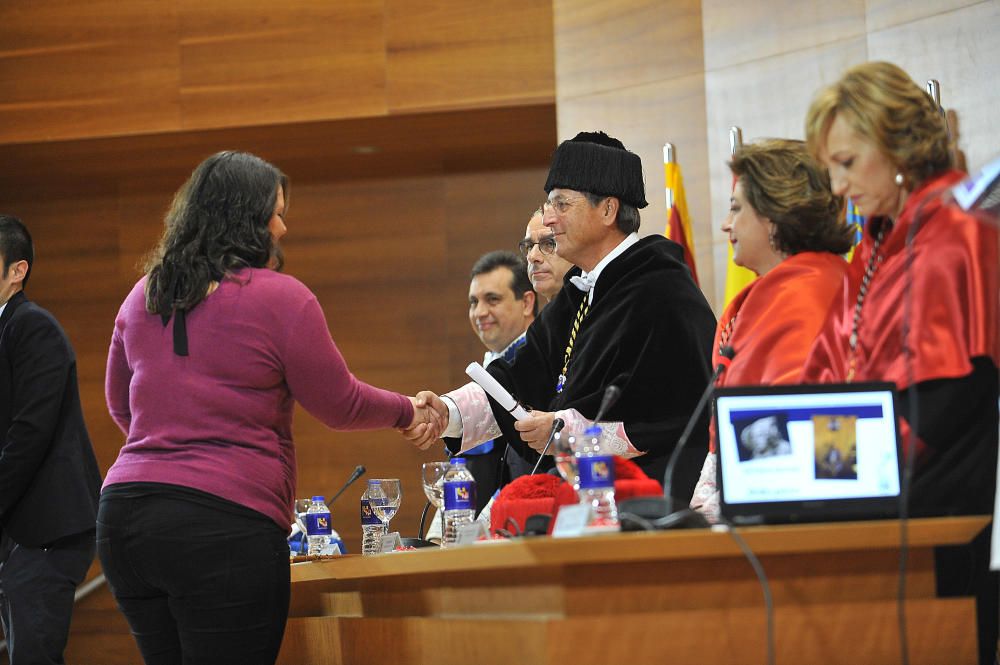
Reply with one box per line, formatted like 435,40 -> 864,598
326,464 -> 366,506
618,346 -> 735,530
662,347 -> 734,509
594,372 -> 629,422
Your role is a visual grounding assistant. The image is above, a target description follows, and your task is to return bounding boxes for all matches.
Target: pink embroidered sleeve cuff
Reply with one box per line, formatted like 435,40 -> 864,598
444,382 -> 502,453
554,408 -> 643,458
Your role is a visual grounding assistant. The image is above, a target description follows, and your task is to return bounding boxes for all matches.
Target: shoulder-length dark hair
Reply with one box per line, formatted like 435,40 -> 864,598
730,138 -> 853,256
144,151 -> 288,316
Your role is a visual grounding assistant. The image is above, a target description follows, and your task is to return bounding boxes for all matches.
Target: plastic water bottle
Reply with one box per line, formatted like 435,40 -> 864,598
361,479 -> 387,556
442,458 -> 477,547
305,496 -> 333,555
575,425 -> 619,530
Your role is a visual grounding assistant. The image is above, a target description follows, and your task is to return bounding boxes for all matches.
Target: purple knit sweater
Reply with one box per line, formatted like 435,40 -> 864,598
104,268 -> 413,530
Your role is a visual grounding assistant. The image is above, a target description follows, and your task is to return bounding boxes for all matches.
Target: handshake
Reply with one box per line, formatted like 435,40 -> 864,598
399,389 -> 562,455
401,391 -> 450,450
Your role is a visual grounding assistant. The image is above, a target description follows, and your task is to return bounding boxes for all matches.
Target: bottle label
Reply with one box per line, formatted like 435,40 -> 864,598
443,480 -> 476,511
360,498 -> 384,526
578,455 -> 615,490
305,511 -> 332,536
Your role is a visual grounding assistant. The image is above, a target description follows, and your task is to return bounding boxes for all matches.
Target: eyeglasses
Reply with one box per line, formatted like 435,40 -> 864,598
542,196 -> 586,215
517,235 -> 558,258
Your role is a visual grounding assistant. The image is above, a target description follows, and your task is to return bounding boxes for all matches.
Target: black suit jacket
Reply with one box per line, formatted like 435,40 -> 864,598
0,291 -> 101,547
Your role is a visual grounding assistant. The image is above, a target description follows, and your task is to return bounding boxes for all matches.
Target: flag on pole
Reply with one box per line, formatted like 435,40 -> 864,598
723,126 -> 755,306
663,144 -> 699,285
844,197 -> 865,261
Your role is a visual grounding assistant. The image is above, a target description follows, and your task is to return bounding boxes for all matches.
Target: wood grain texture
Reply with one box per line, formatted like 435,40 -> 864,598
552,0 -> 704,99
0,0 -> 555,144
0,105 -> 556,187
866,0 -> 1000,174
703,37 -> 868,308
0,145 -> 553,561
701,0 -> 867,71
0,0 -> 182,143
865,0 -> 987,32
384,0 -> 555,113
176,0 -> 387,129
279,518 -> 985,665
557,74 -> 715,300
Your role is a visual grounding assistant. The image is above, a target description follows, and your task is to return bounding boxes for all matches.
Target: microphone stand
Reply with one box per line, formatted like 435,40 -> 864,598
530,418 -> 565,474
326,465 -> 366,506
619,347 -> 734,530
529,378 -> 625,475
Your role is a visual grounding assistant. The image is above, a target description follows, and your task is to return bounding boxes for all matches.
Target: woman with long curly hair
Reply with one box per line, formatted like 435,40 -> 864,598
98,151 -> 439,665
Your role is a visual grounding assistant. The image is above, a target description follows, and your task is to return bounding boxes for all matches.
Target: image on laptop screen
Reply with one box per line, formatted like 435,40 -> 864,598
714,383 -> 901,524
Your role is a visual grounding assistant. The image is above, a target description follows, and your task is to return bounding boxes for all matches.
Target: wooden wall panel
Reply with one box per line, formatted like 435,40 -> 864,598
0,155 -> 552,556
701,0 -> 866,71
557,75 -> 715,299
0,0 -> 554,144
176,0 -> 388,129
694,0 -> 996,309
553,0 -> 714,304
867,0 -> 1000,173
442,168 -> 552,388
0,0 -> 181,143
385,0 -> 555,113
703,37 -> 867,307
553,0 -> 703,99
865,0 -> 985,32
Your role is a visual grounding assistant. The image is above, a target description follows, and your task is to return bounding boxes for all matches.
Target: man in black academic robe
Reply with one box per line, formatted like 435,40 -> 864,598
405,131 -> 715,505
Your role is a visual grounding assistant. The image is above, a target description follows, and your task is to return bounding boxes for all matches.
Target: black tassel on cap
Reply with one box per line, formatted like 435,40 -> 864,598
543,131 -> 649,209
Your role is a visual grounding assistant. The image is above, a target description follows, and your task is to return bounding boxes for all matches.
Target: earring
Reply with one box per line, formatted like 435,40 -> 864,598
894,173 -> 904,186
769,230 -> 778,251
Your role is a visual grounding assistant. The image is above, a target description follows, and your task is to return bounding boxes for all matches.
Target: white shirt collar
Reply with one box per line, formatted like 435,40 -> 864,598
0,301 -> 6,321
568,232 -> 640,303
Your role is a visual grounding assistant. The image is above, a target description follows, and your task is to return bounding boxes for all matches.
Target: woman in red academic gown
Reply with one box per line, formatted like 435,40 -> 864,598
690,138 -> 853,520
802,61 -> 998,665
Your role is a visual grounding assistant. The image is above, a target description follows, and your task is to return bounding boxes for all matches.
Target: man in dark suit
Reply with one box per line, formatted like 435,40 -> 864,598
0,215 -> 102,665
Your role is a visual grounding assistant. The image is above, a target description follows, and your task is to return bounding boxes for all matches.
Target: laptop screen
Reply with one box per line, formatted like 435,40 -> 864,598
714,382 -> 901,524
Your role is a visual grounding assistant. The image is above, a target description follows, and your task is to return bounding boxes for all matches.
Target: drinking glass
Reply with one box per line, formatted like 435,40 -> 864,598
552,430 -> 581,489
422,462 -> 450,537
368,478 -> 402,531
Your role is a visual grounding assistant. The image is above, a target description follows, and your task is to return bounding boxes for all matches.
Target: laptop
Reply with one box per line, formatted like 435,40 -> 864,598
714,382 -> 902,525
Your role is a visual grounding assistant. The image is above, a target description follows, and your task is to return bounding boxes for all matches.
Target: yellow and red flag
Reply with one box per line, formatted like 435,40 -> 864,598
723,130 -> 755,306
663,145 -> 699,286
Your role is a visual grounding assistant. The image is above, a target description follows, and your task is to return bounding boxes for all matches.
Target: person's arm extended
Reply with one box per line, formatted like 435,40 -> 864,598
282,295 -> 413,430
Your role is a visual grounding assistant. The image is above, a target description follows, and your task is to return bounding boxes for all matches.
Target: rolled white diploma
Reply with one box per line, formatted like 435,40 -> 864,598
465,362 -> 530,421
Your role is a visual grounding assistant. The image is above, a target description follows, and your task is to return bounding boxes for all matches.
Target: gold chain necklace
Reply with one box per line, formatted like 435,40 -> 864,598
846,223 -> 891,382
556,295 -> 590,393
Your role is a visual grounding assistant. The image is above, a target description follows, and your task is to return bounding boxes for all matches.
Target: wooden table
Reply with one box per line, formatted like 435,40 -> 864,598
277,516 -> 989,665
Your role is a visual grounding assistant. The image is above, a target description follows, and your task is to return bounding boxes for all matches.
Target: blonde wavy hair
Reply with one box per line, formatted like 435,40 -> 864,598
730,139 -> 852,255
805,61 -> 951,189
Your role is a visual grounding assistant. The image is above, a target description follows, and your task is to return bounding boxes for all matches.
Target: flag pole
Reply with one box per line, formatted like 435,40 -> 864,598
926,79 -> 944,116
663,143 -> 676,210
729,126 -> 743,157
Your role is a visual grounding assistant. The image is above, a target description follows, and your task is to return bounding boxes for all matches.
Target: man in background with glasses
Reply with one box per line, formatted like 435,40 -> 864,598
405,131 -> 715,505
520,207 -> 573,305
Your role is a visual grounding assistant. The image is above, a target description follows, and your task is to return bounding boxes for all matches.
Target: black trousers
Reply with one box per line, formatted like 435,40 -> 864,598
97,489 -> 290,665
0,528 -> 95,665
